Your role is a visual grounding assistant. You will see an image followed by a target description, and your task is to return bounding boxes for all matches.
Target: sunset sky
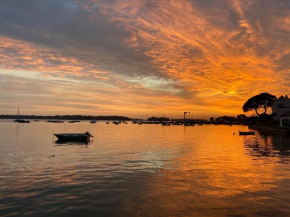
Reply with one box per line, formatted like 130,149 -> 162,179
0,0 -> 289,118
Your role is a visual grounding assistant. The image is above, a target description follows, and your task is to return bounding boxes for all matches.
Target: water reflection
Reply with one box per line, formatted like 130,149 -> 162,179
1,123 -> 290,216
243,132 -> 290,163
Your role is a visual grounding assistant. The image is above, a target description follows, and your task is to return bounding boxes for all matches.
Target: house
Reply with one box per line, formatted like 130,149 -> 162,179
279,111 -> 290,126
272,95 -> 290,124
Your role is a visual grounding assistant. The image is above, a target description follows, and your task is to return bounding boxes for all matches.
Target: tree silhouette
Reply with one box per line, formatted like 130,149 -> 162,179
243,93 -> 277,117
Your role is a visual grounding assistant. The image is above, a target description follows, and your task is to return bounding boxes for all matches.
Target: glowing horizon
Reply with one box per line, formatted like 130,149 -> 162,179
0,0 -> 289,118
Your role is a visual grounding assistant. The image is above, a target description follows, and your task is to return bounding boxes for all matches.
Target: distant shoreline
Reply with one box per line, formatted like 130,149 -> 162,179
0,115 -> 132,121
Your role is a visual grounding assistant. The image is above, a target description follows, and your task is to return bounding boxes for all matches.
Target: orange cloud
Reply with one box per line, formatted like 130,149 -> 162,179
0,0 -> 289,117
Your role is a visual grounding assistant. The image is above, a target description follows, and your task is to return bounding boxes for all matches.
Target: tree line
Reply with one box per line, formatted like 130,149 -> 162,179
0,115 -> 132,120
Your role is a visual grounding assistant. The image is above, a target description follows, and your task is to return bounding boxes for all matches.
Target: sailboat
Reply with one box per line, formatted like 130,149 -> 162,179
14,106 -> 30,123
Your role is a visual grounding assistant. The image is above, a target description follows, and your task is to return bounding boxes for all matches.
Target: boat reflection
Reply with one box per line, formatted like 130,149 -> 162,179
54,140 -> 90,145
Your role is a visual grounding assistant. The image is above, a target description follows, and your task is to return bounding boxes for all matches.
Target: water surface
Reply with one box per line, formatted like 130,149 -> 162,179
1,121 -> 290,216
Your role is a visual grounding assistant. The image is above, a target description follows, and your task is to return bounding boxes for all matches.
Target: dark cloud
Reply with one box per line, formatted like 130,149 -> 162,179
0,0 -> 165,79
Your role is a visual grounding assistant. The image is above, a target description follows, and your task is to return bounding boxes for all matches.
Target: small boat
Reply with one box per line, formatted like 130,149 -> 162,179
162,122 -> 171,126
14,119 -> 30,123
48,120 -> 64,123
14,106 -> 30,123
90,119 -> 97,123
184,123 -> 195,126
239,131 -> 255,135
106,122 -> 110,124
54,132 -> 93,143
172,122 -> 183,125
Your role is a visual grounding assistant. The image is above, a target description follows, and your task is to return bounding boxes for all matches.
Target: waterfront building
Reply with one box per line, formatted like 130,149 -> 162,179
272,95 -> 290,123
279,111 -> 290,127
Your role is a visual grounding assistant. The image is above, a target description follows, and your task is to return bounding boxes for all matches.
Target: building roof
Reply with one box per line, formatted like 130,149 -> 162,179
279,111 -> 290,118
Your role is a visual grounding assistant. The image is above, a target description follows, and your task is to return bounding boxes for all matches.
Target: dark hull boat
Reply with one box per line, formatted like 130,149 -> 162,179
14,119 -> 30,123
162,122 -> 171,126
239,131 -> 255,135
184,123 -> 195,126
14,107 -> 30,123
47,120 -> 64,123
54,132 -> 93,143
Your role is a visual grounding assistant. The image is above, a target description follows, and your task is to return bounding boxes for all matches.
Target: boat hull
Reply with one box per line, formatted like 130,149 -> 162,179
54,133 -> 91,143
14,119 -> 30,123
239,131 -> 255,135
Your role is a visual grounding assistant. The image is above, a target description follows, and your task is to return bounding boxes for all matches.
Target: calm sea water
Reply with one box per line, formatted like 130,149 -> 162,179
1,120 -> 290,217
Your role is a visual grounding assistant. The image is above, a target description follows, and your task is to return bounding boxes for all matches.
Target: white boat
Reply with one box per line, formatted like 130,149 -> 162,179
90,119 -> 97,123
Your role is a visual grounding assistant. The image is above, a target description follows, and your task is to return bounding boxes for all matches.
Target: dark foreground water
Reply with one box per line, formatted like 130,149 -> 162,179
1,121 -> 290,217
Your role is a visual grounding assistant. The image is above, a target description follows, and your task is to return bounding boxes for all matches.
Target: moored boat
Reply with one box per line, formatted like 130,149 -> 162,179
14,106 -> 30,123
162,122 -> 171,126
54,132 -> 93,143
239,131 -> 255,135
47,120 -> 64,123
184,123 -> 195,126
90,119 -> 97,123
14,119 -> 30,123
172,122 -> 183,125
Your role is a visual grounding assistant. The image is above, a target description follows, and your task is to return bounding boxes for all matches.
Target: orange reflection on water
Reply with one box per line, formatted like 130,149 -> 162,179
118,125 -> 288,216
2,122 -> 290,216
